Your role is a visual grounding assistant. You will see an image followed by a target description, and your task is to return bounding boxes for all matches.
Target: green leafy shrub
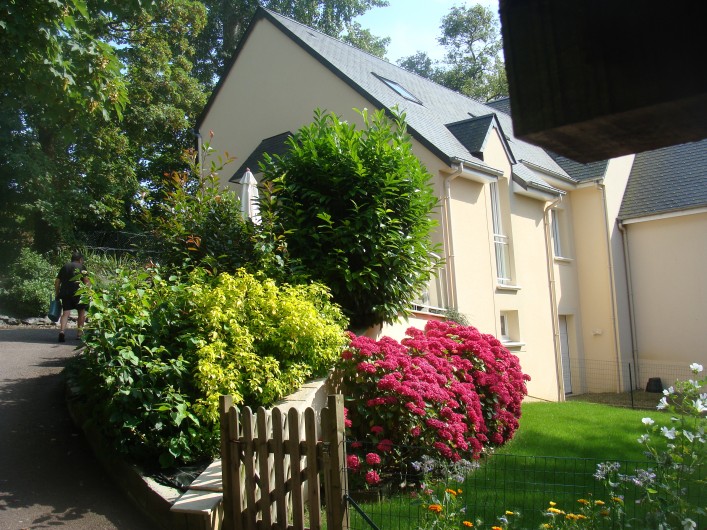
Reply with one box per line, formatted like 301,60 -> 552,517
76,247 -> 139,290
75,265 -> 347,467
0,248 -> 56,316
143,147 -> 265,275
259,108 -> 442,329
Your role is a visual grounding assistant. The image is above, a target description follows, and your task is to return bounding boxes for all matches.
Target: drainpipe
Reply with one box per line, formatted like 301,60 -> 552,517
543,195 -> 564,401
441,164 -> 464,309
618,220 -> 639,388
596,181 -> 624,392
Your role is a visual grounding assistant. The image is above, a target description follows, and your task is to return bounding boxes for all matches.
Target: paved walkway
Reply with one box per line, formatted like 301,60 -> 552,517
0,327 -> 154,530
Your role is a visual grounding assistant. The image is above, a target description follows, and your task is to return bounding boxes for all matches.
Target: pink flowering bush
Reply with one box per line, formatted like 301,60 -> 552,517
335,320 -> 530,487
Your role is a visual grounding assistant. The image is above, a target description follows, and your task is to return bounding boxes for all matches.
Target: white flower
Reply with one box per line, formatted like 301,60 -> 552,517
657,397 -> 669,410
689,363 -> 703,374
694,398 -> 706,414
642,417 -> 654,426
637,434 -> 650,444
683,430 -> 695,442
682,517 -> 696,530
661,426 -> 677,440
663,386 -> 675,396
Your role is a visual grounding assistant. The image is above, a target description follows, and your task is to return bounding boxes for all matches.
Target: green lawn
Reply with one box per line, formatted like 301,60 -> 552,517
348,401 -> 673,530
498,400 -> 670,460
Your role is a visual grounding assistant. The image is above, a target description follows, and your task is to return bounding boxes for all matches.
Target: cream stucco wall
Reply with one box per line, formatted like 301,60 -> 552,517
200,17 -> 373,185
623,211 -> 707,379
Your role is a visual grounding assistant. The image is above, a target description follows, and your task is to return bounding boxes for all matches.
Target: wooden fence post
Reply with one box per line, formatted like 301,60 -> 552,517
219,395 -> 235,530
322,394 -> 349,530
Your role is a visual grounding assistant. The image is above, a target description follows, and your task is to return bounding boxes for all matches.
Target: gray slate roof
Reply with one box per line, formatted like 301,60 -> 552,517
486,97 -> 512,115
202,8 -> 570,187
549,153 -> 609,183
619,139 -> 707,220
231,132 -> 292,182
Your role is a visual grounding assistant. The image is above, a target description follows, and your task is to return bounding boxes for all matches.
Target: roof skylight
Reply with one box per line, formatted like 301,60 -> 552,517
373,73 -> 423,105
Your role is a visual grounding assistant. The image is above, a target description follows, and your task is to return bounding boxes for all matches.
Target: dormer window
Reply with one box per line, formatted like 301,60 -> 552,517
373,73 -> 423,105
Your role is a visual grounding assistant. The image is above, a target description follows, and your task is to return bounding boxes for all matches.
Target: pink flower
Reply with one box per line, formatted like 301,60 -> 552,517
357,362 -> 377,374
377,439 -> 394,452
334,320 -> 529,466
351,441 -> 363,449
347,455 -> 360,471
365,452 -> 381,465
365,470 -> 381,485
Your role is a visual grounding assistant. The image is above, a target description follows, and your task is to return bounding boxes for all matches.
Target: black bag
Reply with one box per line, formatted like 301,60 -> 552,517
48,297 -> 62,323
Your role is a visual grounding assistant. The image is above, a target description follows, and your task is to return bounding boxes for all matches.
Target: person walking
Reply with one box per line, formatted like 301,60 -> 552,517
54,251 -> 89,342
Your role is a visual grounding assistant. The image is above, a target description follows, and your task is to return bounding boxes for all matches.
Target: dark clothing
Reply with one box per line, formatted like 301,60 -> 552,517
61,294 -> 86,311
56,261 -> 88,310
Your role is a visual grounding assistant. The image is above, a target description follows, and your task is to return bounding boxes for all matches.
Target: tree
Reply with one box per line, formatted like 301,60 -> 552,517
397,4 -> 508,102
259,109 -> 442,330
0,1 -> 208,257
341,22 -> 390,59
0,0 -> 389,263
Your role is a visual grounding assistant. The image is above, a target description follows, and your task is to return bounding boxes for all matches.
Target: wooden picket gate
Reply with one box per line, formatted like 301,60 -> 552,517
219,394 -> 349,530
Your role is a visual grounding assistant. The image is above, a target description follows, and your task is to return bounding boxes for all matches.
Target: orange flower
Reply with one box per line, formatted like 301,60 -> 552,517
463,522 -> 473,527
445,488 -> 458,496
428,504 -> 443,513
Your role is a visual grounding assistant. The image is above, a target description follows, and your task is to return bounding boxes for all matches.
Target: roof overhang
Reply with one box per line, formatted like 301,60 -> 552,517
499,0 -> 707,162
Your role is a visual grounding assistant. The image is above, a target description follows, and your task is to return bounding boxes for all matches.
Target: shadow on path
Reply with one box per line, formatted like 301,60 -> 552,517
0,328 -> 154,530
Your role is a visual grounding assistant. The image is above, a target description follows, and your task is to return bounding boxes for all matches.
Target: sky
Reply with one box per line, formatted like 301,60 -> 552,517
354,0 -> 500,63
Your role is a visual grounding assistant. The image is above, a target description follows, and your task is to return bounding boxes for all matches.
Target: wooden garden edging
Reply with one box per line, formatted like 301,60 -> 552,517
219,394 -> 349,530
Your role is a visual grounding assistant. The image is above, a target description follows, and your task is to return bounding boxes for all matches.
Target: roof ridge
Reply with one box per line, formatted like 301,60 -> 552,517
263,8 -> 497,111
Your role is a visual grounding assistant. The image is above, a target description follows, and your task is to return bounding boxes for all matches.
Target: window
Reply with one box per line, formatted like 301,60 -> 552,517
551,209 -> 562,256
499,310 -> 521,346
490,181 -> 512,285
373,73 -> 423,105
500,312 -> 511,341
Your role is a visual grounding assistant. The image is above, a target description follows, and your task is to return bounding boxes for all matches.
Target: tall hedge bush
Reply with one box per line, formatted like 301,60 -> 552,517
259,108 -> 442,329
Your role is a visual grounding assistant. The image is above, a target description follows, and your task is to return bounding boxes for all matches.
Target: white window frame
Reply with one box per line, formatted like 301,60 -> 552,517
500,310 -> 524,348
551,209 -> 564,258
500,312 -> 511,341
490,181 -> 512,285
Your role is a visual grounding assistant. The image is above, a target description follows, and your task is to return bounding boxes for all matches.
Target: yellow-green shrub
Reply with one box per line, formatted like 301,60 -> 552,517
76,265 -> 347,467
189,270 -> 348,423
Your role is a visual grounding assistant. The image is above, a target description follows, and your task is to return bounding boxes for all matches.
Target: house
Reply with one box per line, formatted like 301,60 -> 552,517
197,8 -> 706,401
615,141 -> 707,385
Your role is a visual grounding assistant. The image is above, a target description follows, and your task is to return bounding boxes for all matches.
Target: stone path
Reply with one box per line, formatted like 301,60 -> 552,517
0,327 -> 155,530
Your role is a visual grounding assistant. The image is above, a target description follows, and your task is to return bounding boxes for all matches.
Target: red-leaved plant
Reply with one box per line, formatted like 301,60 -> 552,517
335,320 -> 530,488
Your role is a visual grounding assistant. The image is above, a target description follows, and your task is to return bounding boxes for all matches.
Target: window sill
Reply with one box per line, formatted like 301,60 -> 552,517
553,256 -> 573,264
502,341 -> 525,349
496,284 -> 521,292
